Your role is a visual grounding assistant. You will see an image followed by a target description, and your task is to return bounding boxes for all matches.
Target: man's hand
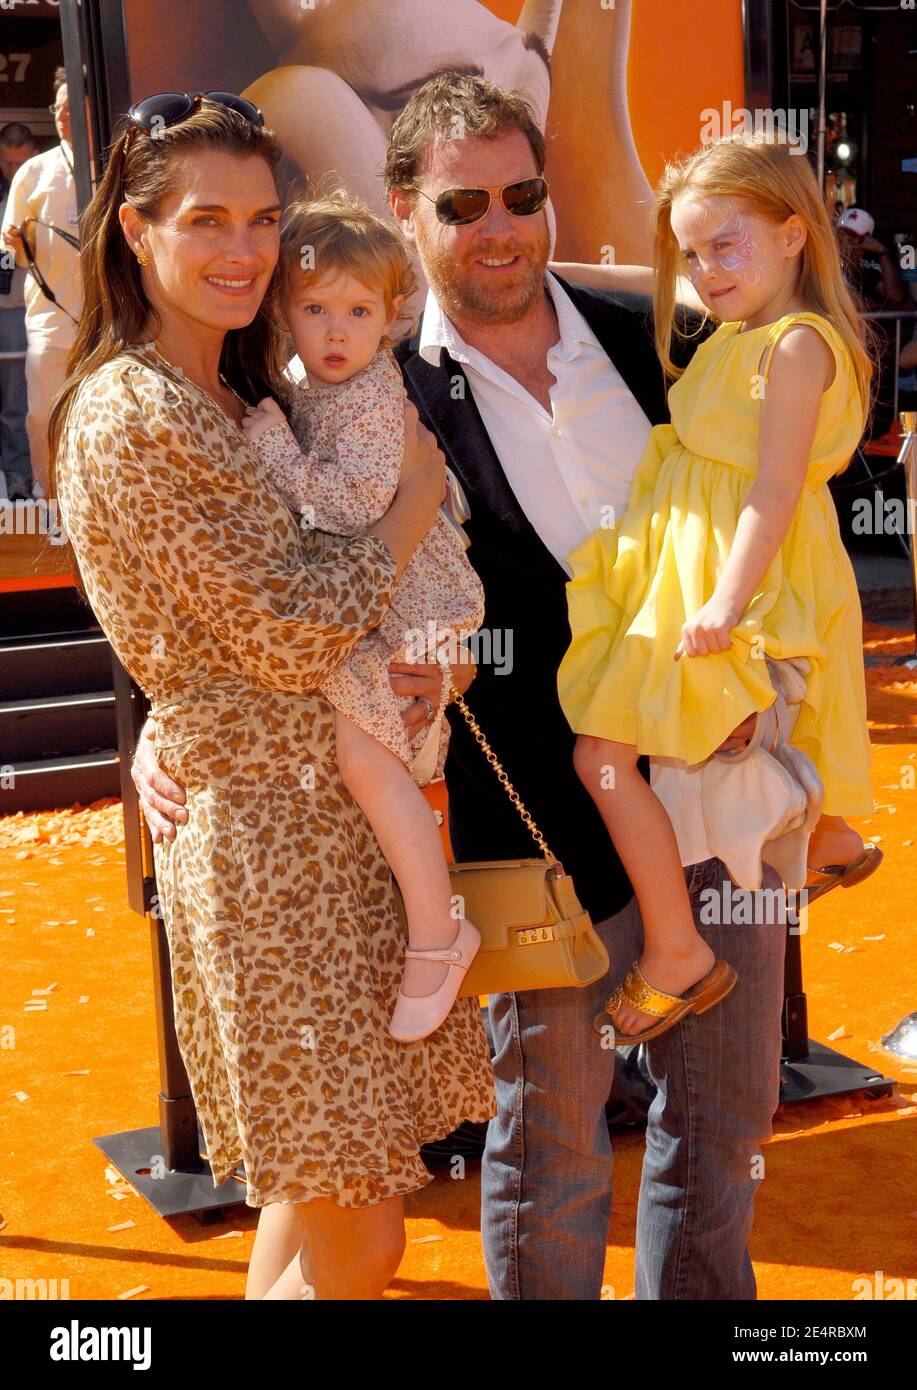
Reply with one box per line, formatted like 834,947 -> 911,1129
1,223 -> 24,267
131,717 -> 188,844
388,653 -> 476,738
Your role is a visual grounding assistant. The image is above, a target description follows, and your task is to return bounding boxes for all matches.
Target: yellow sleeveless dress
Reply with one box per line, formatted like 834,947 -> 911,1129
556,311 -> 873,817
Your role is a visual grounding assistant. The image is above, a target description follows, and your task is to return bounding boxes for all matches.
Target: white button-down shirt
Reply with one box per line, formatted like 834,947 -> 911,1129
420,272 -> 652,574
419,272 -> 712,867
1,140 -> 80,346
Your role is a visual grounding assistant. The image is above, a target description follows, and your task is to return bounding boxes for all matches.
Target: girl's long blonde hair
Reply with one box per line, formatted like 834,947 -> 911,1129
652,133 -> 873,423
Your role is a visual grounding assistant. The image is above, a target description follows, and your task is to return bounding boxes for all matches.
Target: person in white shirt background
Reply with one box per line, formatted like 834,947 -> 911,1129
0,69 -> 81,499
0,121 -> 36,502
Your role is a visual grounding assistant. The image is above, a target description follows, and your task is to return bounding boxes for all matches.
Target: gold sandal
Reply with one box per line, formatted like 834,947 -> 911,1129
804,843 -> 884,907
592,959 -> 738,1046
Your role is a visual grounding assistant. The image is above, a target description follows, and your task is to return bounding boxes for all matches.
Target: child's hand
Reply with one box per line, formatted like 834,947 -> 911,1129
240,396 -> 286,442
674,597 -> 742,661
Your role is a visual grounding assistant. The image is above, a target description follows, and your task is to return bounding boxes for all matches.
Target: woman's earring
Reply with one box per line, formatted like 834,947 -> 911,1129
136,249 -> 150,266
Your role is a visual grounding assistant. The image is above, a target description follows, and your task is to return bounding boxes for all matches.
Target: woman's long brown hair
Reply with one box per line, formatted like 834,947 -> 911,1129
48,99 -> 288,579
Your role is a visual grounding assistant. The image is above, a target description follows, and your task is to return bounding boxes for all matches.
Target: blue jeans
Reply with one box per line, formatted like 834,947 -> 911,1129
481,857 -> 787,1300
0,307 -> 30,482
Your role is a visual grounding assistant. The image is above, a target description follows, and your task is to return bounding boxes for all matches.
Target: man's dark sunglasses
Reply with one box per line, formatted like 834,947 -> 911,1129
125,91 -> 264,146
418,176 -> 549,226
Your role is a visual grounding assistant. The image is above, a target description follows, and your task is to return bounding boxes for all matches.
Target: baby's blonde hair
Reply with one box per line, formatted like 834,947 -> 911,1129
653,133 -> 873,424
279,183 -> 417,348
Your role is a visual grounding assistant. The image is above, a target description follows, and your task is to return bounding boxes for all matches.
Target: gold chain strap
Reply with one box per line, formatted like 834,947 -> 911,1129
448,682 -> 557,863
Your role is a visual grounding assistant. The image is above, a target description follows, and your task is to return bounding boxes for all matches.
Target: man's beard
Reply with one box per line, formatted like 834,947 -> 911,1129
418,222 -> 551,327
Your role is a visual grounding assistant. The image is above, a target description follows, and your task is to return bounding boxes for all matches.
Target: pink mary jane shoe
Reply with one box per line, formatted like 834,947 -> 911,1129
389,918 -> 481,1043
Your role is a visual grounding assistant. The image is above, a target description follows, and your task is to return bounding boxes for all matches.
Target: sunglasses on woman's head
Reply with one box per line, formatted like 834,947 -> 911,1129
417,176 -> 549,226
124,91 -> 264,149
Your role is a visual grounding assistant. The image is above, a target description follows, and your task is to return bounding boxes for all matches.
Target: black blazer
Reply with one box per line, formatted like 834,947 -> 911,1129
394,279 -> 699,923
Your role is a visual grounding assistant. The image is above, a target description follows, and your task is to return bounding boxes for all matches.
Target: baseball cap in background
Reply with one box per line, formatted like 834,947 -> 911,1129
836,207 -> 876,237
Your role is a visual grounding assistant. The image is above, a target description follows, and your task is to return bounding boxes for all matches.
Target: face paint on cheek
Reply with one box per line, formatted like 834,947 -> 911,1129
716,235 -> 764,286
709,206 -> 764,287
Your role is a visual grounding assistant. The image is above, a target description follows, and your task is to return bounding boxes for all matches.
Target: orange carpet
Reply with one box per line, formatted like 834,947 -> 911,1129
1,621 -> 916,1300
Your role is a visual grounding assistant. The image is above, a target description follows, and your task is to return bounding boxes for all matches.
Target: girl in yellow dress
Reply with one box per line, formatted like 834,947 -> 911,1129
554,134 -> 879,1041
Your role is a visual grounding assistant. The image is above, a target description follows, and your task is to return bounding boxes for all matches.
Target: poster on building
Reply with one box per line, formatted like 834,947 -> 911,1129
120,0 -> 745,273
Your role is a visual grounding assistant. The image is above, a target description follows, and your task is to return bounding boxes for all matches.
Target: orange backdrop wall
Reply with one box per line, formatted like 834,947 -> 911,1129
487,0 -> 745,189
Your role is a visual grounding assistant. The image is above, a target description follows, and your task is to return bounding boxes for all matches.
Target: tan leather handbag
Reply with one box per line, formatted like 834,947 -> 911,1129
390,684 -> 610,998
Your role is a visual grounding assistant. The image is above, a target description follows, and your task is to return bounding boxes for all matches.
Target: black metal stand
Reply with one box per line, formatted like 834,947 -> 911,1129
780,920 -> 894,1104
93,1124 -> 242,1222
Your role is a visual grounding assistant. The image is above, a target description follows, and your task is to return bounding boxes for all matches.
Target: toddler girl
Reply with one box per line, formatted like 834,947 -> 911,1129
241,189 -> 484,1042
554,134 -> 880,1043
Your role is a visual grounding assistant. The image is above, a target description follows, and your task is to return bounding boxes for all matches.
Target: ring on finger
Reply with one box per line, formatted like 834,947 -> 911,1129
416,695 -> 435,724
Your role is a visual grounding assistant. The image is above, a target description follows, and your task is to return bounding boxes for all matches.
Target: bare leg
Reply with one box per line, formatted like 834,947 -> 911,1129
573,734 -> 714,1034
335,712 -> 458,996
807,813 -> 865,869
245,1202 -> 309,1300
262,1194 -> 406,1301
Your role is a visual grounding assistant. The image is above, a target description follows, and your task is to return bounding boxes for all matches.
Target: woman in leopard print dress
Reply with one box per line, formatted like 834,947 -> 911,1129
50,99 -> 494,1299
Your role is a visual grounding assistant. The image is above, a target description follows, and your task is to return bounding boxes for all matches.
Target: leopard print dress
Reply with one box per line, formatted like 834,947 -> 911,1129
54,344 -> 496,1209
